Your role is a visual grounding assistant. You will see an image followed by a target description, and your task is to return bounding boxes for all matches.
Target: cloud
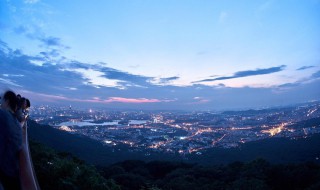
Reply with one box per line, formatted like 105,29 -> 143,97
277,70 -> 320,89
297,66 -> 315,70
98,67 -> 153,87
194,65 -> 286,83
39,36 -> 63,47
0,40 -> 10,54
24,0 -> 40,4
20,90 -> 173,104
104,97 -> 162,103
149,76 -> 180,85
278,83 -> 300,88
13,25 -> 28,34
0,44 -> 86,93
64,64 -> 156,89
0,42 -> 154,97
1,39 -> 318,111
190,96 -> 210,104
19,91 -> 75,103
0,78 -> 22,87
2,74 -> 24,77
13,25 -> 69,48
66,87 -> 77,91
66,68 -> 124,89
311,70 -> 320,79
40,49 -> 60,58
161,76 -> 179,82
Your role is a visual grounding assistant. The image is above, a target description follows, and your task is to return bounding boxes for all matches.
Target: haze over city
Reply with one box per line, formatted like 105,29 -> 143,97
1,0 -> 320,110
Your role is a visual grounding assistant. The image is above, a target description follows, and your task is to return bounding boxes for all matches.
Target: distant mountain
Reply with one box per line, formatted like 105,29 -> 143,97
28,119 -> 320,166
222,108 -> 282,116
187,134 -> 320,164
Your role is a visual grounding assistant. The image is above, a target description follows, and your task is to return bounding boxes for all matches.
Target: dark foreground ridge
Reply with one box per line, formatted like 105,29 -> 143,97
30,140 -> 320,190
29,141 -> 120,190
28,120 -> 320,166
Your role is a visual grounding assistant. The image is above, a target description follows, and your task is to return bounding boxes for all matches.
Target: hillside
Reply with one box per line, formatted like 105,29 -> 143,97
28,120 -> 320,166
29,141 -> 120,190
187,134 -> 320,164
28,120 -> 181,166
30,140 -> 320,190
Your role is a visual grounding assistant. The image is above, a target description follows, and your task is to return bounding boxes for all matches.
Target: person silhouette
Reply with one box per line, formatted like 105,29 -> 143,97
16,97 -> 27,123
0,90 -> 22,190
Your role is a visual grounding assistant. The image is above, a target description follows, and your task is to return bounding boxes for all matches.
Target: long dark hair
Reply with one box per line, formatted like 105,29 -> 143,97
3,90 -> 18,112
18,97 -> 26,110
26,99 -> 31,108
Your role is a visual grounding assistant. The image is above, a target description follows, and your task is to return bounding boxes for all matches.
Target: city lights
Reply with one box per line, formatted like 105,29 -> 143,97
30,102 -> 320,155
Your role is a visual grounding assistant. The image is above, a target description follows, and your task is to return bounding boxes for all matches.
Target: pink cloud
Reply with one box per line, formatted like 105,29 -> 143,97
198,99 -> 210,103
104,97 -> 161,103
19,90 -> 174,104
188,97 -> 211,105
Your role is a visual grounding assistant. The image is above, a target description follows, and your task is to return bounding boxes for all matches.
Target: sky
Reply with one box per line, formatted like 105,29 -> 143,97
0,0 -> 320,110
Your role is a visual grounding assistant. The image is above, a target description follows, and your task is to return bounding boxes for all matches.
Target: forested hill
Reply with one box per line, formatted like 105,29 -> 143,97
30,141 -> 320,190
28,119 -> 320,166
30,141 -> 120,190
27,120 -> 181,166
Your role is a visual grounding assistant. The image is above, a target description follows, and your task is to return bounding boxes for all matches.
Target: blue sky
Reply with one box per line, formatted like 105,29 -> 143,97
0,0 -> 319,110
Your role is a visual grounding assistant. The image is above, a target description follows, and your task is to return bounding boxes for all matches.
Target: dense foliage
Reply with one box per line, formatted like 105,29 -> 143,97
30,140 -> 320,190
29,141 -> 120,190
100,159 -> 320,190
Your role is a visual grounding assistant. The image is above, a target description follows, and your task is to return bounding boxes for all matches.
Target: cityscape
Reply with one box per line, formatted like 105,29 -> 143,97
30,101 -> 320,156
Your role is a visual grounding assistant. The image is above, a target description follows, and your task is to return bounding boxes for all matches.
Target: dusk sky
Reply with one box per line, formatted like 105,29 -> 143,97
0,0 -> 319,110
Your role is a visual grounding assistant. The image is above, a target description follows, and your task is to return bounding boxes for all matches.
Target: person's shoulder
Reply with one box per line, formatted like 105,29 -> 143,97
0,109 -> 9,122
0,110 -> 19,128
0,109 -> 10,133
0,109 -> 6,115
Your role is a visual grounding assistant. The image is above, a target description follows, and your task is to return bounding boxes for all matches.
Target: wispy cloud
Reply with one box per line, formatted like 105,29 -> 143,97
20,90 -> 173,104
14,25 -> 69,49
161,76 -> 179,82
277,70 -> 320,89
191,97 -> 210,104
64,64 -> 155,89
98,67 -> 153,87
24,0 -> 40,4
311,70 -> 320,79
0,78 -> 22,87
13,25 -> 28,35
2,74 -> 24,77
66,87 -> 77,91
194,65 -> 286,83
297,66 -> 316,71
104,97 -> 162,103
40,36 -> 63,47
149,76 -> 180,86
89,97 -> 175,104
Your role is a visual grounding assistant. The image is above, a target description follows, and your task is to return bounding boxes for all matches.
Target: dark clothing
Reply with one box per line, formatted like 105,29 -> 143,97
15,109 -> 25,123
0,173 -> 20,190
0,110 -> 22,190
